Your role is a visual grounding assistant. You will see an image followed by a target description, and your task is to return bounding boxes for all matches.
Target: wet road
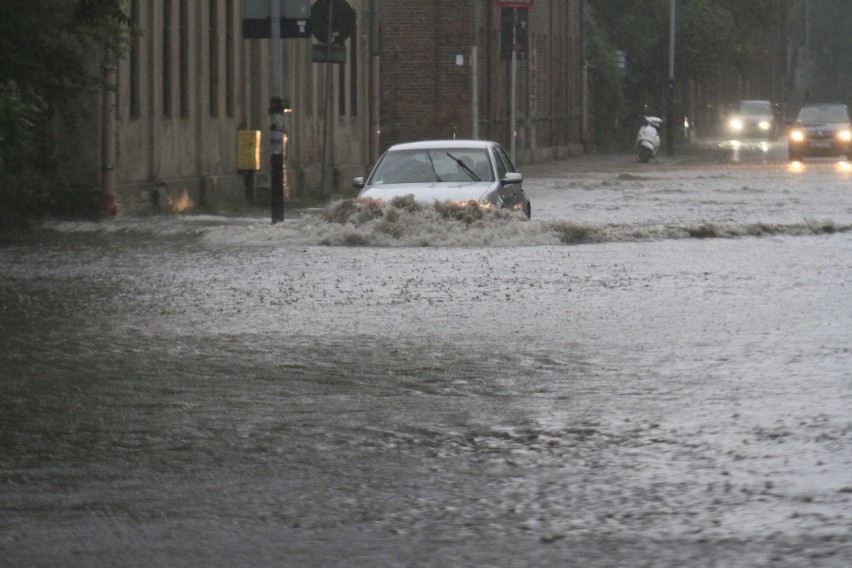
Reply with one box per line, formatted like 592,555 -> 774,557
1,139 -> 851,566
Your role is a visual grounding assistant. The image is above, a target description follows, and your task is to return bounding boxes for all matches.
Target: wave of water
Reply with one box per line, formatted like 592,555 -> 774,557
43,197 -> 850,248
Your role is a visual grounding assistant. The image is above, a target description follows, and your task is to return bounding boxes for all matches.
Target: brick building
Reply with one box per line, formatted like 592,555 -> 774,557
379,0 -> 584,162
66,0 -> 584,215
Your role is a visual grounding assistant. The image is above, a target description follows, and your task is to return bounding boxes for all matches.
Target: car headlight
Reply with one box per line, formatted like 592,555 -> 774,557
729,118 -> 743,131
837,129 -> 852,142
758,120 -> 771,131
789,129 -> 805,142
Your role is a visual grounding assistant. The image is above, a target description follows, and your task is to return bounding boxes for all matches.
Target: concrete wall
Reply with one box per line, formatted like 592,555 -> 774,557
70,0 -> 584,216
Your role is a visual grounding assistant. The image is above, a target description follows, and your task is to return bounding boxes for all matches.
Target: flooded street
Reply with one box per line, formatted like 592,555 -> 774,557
2,140 -> 851,567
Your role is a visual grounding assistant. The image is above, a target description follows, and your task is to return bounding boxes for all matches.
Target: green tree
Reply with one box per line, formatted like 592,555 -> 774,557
787,0 -> 852,105
584,5 -> 624,150
0,0 -> 129,229
586,0 -> 782,146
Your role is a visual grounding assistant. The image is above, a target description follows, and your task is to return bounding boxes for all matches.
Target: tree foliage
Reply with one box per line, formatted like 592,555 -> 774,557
787,0 -> 852,104
0,0 -> 130,228
583,5 -> 623,150
586,0 -> 783,146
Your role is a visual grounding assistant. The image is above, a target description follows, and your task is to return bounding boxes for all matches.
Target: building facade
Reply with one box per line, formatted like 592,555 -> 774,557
379,1 -> 584,162
70,0 -> 584,215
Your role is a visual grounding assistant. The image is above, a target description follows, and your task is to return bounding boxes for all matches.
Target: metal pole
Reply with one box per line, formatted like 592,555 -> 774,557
805,0 -> 810,68
580,0 -> 589,151
270,0 -> 285,223
319,0 -> 335,198
101,55 -> 117,214
804,0 -> 811,94
510,8 -> 518,163
666,0 -> 676,156
470,0 -> 479,140
370,0 -> 381,164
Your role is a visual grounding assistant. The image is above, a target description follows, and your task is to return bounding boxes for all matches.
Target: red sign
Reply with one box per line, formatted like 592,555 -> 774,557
496,1 -> 533,8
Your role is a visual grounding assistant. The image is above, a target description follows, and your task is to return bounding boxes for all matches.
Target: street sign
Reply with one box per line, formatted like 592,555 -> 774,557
311,0 -> 356,44
312,43 -> 347,64
500,8 -> 528,60
496,1 -> 533,8
243,18 -> 311,39
243,0 -> 310,19
237,130 -> 262,171
242,0 -> 311,39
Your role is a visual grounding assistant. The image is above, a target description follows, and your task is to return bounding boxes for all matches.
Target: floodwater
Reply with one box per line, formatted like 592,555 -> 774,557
1,140 -> 851,567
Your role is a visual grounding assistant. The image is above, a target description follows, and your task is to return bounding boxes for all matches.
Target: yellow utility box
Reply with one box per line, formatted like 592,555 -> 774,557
237,130 -> 261,171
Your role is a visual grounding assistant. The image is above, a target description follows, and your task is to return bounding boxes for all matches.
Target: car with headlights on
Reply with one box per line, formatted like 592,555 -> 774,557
727,100 -> 777,140
787,103 -> 852,161
353,140 -> 531,218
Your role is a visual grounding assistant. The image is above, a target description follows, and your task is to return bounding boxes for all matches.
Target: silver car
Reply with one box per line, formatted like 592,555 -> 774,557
727,100 -> 777,140
353,140 -> 531,218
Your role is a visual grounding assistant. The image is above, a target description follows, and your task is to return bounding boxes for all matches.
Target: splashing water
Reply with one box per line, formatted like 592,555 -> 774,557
43,196 -> 850,249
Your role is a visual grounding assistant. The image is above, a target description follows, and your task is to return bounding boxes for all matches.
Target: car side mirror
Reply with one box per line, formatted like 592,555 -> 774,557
502,172 -> 523,184
353,176 -> 365,189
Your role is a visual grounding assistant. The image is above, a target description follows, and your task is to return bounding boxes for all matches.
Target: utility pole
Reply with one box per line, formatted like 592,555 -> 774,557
269,0 -> 286,223
470,0 -> 480,140
101,46 -> 117,215
370,0 -> 381,163
497,2 -> 532,162
319,0 -> 335,198
243,0 -> 310,224
580,0 -> 589,151
666,0 -> 676,156
510,8 -> 518,163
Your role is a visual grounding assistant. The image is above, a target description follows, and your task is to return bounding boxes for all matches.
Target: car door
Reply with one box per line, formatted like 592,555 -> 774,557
491,144 -> 524,208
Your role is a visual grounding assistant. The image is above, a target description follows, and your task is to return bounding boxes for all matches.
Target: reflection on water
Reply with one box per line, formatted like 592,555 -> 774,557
787,159 -> 852,175
718,139 -> 772,163
787,160 -> 805,173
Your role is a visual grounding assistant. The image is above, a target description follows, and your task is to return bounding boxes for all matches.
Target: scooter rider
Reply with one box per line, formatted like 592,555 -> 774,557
636,116 -> 663,163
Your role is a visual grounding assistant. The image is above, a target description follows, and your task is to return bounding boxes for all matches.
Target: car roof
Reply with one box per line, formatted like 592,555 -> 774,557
799,103 -> 848,109
386,140 -> 494,151
795,103 -> 850,123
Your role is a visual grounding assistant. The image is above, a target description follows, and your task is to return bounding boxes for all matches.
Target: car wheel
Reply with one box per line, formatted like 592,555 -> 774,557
638,146 -> 652,163
524,202 -> 531,219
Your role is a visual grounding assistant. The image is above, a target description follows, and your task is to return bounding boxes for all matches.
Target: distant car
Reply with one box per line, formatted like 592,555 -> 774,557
787,103 -> 852,161
353,140 -> 531,218
727,100 -> 777,139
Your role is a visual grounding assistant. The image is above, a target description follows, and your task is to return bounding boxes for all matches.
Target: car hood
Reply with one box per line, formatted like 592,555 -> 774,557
800,121 -> 850,131
359,182 -> 494,204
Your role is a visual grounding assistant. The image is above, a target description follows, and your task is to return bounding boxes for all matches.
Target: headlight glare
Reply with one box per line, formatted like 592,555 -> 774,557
789,129 -> 805,142
758,121 -> 771,130
729,118 -> 743,131
838,129 -> 852,142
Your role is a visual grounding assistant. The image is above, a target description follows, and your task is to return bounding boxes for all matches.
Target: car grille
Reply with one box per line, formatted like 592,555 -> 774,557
809,129 -> 834,140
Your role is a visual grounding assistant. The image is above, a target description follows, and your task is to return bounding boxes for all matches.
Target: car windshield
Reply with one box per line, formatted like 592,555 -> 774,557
797,105 -> 850,123
369,148 -> 494,184
740,101 -> 772,116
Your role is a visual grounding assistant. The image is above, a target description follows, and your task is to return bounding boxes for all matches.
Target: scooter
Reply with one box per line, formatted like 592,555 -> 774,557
636,116 -> 663,163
